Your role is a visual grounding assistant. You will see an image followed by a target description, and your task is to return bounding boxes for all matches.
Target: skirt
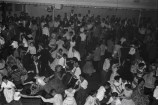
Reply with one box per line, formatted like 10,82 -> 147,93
122,99 -> 135,105
3,88 -> 15,103
63,96 -> 77,105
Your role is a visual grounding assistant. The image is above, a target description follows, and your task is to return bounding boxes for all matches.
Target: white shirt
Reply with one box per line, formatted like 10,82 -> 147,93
58,57 -> 67,68
73,50 -> 81,61
23,38 -> 28,47
54,21 -> 60,28
107,97 -> 121,105
111,80 -> 123,94
1,81 -> 15,89
11,41 -> 18,49
80,33 -> 86,41
42,94 -> 63,105
153,86 -> 158,99
72,67 -> 81,79
103,58 -> 110,72
129,47 -> 136,55
0,36 -> 5,45
42,27 -> 50,36
56,40 -> 64,49
80,79 -> 88,89
84,96 -> 96,105
27,46 -> 36,54
96,86 -> 106,101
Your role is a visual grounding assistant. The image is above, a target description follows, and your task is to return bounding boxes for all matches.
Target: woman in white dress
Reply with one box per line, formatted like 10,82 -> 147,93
0,76 -> 16,103
84,91 -> 99,105
63,87 -> 77,105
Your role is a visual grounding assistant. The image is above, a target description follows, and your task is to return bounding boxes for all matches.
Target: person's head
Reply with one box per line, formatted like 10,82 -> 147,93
55,65 -> 62,72
67,86 -> 73,91
50,89 -> 57,96
138,63 -> 145,69
30,42 -> 34,47
2,76 -> 8,83
125,84 -> 132,90
114,76 -> 121,82
73,58 -> 79,67
111,92 -> 118,100
63,53 -> 67,59
103,82 -> 110,89
89,90 -> 97,97
58,48 -> 63,54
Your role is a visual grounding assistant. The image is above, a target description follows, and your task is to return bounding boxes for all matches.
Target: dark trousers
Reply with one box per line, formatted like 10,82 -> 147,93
93,61 -> 100,73
152,98 -> 158,105
40,61 -> 50,76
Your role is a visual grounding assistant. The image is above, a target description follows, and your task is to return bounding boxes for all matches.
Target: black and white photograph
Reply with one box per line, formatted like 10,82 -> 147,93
0,0 -> 158,105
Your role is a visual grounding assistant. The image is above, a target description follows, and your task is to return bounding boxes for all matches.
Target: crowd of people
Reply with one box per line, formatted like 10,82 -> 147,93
0,8 -> 158,105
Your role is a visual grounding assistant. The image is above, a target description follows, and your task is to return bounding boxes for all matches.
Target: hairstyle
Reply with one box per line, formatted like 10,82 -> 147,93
138,63 -> 145,68
55,65 -> 62,71
2,76 -> 8,81
63,53 -> 67,57
50,89 -> 56,94
125,84 -> 132,89
111,92 -> 118,97
103,82 -> 110,87
114,76 -> 121,81
89,90 -> 97,96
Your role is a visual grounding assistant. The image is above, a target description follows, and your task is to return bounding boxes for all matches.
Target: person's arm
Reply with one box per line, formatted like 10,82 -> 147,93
106,97 -> 113,104
0,87 -> 3,92
40,96 -> 54,103
20,94 -> 40,98
23,81 -> 34,85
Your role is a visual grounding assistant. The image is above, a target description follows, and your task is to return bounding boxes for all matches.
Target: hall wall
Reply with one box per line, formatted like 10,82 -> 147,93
25,4 -> 157,22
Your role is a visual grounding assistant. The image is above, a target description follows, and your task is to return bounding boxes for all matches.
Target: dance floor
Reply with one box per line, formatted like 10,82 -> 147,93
20,72 -> 101,105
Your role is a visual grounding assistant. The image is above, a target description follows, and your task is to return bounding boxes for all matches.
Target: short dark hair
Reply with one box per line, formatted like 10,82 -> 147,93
111,92 -> 118,97
103,82 -> 110,87
125,84 -> 132,89
114,76 -> 121,81
2,76 -> 8,81
50,89 -> 56,94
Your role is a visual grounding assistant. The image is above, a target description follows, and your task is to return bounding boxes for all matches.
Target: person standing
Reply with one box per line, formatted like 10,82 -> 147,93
40,89 -> 63,105
0,76 -> 15,103
38,46 -> 51,76
93,44 -> 101,73
63,87 -> 78,105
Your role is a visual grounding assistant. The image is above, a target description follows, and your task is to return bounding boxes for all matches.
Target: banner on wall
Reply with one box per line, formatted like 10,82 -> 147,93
54,4 -> 63,10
